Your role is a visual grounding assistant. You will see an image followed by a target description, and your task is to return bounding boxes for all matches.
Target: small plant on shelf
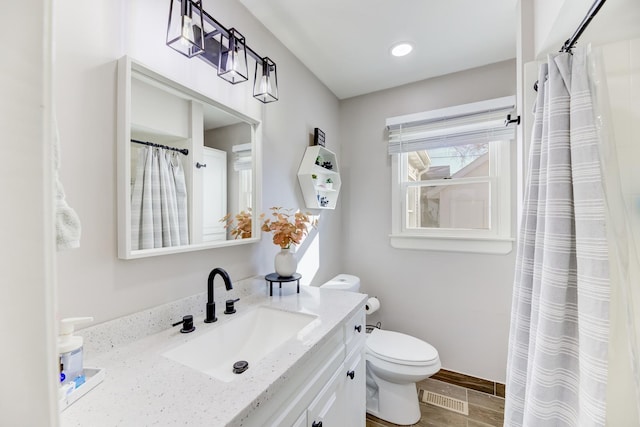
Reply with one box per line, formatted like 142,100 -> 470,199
324,177 -> 333,190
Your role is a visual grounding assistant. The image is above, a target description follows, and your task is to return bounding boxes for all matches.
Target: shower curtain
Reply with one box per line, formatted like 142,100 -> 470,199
504,48 -> 611,427
130,146 -> 189,250
588,41 -> 640,424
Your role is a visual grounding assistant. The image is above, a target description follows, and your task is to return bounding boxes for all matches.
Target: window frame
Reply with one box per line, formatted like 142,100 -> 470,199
388,103 -> 514,255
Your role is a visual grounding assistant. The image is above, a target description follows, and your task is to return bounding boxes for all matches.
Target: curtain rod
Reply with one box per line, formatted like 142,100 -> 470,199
534,0 -> 607,91
560,0 -> 607,53
131,139 -> 189,156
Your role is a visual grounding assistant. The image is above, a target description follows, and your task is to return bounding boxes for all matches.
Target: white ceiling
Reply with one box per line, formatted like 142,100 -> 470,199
238,0 -> 518,99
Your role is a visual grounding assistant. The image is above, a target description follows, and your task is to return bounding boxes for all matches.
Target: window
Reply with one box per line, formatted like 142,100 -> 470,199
387,96 -> 515,254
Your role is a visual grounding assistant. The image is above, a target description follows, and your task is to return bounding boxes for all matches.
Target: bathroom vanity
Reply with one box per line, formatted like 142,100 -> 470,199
60,278 -> 367,426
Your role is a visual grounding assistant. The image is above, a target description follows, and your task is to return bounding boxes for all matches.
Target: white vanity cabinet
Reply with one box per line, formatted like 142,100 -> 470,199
307,349 -> 366,427
251,307 -> 366,427
59,283 -> 368,427
306,310 -> 366,427
307,366 -> 344,427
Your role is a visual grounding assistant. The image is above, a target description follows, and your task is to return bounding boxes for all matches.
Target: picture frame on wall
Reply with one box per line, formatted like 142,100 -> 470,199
314,128 -> 325,147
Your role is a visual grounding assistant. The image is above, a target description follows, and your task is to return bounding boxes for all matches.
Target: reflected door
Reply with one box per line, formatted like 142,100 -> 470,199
202,147 -> 227,242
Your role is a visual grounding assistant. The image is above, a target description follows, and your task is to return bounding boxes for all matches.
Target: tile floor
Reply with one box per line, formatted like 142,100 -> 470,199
365,377 -> 505,427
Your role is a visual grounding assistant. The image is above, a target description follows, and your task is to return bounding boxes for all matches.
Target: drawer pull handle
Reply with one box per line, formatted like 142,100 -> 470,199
312,421 -> 322,427
354,325 -> 362,333
347,370 -> 355,380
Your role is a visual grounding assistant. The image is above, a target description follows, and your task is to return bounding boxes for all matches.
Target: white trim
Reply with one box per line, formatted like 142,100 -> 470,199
386,96 -> 516,127
122,237 -> 261,259
389,234 -> 514,254
2,0 -> 59,424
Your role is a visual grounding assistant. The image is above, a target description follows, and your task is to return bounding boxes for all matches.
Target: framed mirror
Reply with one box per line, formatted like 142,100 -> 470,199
117,56 -> 262,259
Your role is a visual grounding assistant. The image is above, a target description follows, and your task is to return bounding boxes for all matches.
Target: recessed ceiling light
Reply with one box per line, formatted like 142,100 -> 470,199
390,42 -> 413,57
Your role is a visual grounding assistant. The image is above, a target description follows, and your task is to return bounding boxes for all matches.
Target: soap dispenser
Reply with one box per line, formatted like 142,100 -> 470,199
58,317 -> 93,385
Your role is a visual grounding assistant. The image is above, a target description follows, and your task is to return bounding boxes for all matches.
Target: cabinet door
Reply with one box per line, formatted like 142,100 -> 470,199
307,368 -> 343,427
343,350 -> 366,427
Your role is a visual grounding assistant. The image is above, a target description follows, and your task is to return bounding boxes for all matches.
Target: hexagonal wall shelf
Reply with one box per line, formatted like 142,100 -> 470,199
297,146 -> 341,209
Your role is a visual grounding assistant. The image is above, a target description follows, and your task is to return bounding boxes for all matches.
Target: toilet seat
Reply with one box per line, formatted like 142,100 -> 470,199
367,329 -> 439,366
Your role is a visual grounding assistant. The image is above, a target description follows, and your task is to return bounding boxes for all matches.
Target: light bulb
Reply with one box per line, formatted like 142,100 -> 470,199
258,74 -> 272,95
390,42 -> 413,57
180,15 -> 193,46
226,50 -> 238,74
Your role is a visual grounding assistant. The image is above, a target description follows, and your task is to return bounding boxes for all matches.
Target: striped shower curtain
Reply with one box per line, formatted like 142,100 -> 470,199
131,146 -> 189,250
504,48 -> 610,426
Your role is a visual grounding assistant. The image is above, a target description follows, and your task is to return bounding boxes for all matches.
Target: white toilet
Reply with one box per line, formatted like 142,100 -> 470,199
320,274 -> 441,425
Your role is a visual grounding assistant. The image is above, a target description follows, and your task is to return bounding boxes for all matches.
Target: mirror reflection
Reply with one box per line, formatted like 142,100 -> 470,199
118,57 -> 260,259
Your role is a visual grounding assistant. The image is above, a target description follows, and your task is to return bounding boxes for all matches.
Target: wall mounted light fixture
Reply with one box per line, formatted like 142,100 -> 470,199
166,0 -> 205,58
166,0 -> 279,103
253,57 -> 278,103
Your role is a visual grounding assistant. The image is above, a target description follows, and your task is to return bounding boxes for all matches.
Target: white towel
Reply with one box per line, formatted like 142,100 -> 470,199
54,118 -> 81,250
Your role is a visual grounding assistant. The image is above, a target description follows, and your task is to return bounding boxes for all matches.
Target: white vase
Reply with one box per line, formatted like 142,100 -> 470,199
274,247 -> 297,277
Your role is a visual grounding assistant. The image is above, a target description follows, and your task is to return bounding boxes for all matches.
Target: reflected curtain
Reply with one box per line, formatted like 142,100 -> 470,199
131,146 -> 188,250
504,48 -> 610,426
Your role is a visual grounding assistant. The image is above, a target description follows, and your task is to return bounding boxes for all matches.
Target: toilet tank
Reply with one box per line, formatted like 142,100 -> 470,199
320,274 -> 361,292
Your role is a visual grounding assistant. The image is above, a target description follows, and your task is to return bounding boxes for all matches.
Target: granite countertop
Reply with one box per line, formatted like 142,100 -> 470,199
60,277 -> 367,427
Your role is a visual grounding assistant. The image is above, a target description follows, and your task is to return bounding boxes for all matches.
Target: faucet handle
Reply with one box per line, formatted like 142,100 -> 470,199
224,298 -> 240,315
172,315 -> 195,333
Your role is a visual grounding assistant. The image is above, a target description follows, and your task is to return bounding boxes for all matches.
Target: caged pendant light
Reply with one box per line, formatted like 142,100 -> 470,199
165,0 -> 279,102
166,0 -> 205,58
253,57 -> 278,104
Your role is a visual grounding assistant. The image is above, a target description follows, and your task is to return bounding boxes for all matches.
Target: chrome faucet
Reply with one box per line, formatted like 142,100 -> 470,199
205,268 -> 233,323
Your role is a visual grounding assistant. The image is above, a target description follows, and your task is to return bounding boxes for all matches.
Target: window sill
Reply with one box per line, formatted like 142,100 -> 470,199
389,234 -> 514,255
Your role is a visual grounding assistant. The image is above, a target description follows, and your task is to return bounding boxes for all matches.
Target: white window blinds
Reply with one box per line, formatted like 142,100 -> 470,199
386,96 -> 517,154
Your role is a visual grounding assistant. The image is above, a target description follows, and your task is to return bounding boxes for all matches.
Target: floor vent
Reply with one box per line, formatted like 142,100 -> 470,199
421,390 -> 469,415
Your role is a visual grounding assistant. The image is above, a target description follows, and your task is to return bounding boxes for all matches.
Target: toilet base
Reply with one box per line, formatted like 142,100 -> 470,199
366,369 -> 421,425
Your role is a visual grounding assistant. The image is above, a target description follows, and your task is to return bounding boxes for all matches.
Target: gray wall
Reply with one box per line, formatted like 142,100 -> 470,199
54,0 -> 342,323
339,59 -> 517,382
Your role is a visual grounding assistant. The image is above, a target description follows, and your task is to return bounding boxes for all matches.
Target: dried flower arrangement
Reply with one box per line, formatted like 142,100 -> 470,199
221,209 -> 253,239
260,207 -> 317,249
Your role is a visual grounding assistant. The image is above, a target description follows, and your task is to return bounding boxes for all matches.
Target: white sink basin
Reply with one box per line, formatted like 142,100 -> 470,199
163,306 -> 318,382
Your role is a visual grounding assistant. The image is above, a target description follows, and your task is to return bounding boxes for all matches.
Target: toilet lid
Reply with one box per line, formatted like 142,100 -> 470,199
366,329 -> 439,365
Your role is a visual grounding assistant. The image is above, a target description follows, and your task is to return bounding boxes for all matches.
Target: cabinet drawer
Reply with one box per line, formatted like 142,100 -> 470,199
344,308 -> 365,355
